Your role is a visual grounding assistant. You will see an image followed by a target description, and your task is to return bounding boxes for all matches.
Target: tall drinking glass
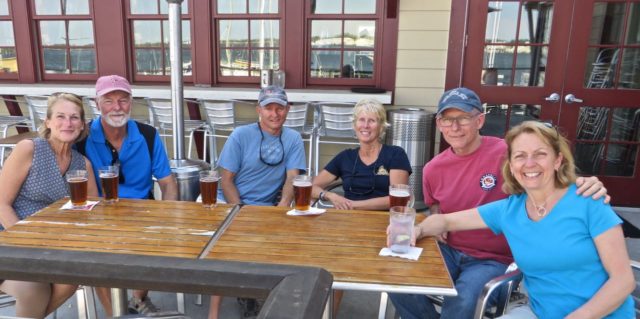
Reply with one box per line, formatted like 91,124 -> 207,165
293,175 -> 313,212
389,206 -> 416,254
200,170 -> 220,208
99,166 -> 119,203
66,170 -> 88,208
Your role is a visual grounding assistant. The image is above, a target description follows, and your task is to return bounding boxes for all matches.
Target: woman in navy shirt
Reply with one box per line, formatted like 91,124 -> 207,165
311,98 -> 412,210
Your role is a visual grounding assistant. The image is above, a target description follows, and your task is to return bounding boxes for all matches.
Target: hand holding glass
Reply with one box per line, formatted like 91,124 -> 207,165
99,166 -> 119,203
66,170 -> 88,208
293,175 -> 313,212
200,170 -> 220,208
388,206 -> 416,254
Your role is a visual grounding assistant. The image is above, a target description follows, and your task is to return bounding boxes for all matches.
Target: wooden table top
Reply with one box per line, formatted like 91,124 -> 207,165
204,205 -> 456,295
0,131 -> 38,146
0,197 -> 236,259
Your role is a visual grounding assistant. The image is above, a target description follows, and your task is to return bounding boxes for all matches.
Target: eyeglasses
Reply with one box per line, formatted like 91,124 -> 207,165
257,122 -> 285,166
348,154 -> 376,196
437,114 -> 480,127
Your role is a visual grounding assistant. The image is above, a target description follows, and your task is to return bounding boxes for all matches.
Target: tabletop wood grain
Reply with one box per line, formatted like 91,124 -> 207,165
0,197 -> 234,258
205,206 -> 454,291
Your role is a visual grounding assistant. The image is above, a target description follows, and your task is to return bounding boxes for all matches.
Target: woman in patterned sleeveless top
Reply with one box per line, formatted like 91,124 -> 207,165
0,93 -> 98,318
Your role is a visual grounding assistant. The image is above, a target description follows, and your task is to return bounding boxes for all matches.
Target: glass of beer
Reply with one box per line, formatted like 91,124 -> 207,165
99,166 -> 119,204
389,206 -> 416,254
389,184 -> 414,208
66,170 -> 88,208
293,175 -> 313,212
199,170 -> 220,208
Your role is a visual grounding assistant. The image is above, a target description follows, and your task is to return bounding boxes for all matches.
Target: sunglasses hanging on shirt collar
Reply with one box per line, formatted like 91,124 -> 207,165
257,122 -> 285,166
105,140 -> 125,184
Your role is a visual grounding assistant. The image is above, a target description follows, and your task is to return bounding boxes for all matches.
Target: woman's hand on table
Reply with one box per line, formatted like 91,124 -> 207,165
326,192 -> 353,210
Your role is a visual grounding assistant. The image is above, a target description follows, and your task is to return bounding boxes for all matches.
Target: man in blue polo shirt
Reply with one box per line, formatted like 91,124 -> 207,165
80,75 -> 178,315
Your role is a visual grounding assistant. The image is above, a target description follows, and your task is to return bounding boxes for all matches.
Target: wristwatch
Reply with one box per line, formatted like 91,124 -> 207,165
319,191 -> 327,201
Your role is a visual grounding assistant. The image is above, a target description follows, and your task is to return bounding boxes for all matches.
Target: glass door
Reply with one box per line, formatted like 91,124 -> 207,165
461,0 -> 640,205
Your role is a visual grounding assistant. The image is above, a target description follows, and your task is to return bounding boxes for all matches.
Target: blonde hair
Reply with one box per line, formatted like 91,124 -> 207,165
352,98 -> 390,139
501,121 -> 576,194
39,93 -> 88,142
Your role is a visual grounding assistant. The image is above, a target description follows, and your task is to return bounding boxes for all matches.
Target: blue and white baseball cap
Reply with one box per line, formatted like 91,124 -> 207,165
258,86 -> 288,107
437,87 -> 483,115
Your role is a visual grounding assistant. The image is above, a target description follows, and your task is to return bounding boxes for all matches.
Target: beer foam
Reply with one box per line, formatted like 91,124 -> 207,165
390,189 -> 410,197
293,181 -> 312,187
200,177 -> 220,182
99,173 -> 118,178
68,177 -> 88,182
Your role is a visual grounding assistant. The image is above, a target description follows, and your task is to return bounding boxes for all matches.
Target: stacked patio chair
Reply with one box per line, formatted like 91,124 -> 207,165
312,101 -> 358,176
198,99 -> 253,165
145,98 -> 207,159
284,102 -> 315,173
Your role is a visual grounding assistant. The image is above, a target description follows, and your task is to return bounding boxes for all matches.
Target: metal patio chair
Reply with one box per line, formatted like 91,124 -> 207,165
312,101 -> 358,176
145,98 -> 207,159
199,99 -> 253,165
284,102 -> 314,173
24,95 -> 50,131
82,97 -> 101,120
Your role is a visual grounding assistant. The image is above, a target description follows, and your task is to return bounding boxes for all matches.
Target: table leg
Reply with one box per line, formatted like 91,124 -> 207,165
111,288 -> 129,316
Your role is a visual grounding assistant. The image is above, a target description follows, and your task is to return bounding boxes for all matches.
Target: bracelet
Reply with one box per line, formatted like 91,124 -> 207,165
319,191 -> 327,201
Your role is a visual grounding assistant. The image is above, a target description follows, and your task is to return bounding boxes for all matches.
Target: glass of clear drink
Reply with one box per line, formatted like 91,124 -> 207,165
389,206 -> 416,254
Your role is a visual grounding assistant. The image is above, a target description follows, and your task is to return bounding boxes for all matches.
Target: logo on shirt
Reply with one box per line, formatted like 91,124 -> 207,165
480,173 -> 497,191
376,165 -> 389,176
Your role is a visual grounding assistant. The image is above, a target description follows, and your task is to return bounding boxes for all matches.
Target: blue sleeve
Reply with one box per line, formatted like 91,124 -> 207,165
388,146 -> 412,174
478,198 -> 508,235
151,131 -> 172,179
586,199 -> 623,238
217,131 -> 242,173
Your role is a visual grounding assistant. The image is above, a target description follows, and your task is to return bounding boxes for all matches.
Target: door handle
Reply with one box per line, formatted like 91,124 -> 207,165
564,94 -> 583,103
544,93 -> 560,103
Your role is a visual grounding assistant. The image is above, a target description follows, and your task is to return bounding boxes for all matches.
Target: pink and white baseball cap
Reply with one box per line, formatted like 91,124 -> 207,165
95,75 -> 132,97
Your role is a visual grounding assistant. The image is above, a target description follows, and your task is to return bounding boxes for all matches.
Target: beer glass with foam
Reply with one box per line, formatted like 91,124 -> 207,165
66,170 -> 88,208
199,170 -> 220,208
293,175 -> 313,212
99,166 -> 119,203
389,184 -> 414,208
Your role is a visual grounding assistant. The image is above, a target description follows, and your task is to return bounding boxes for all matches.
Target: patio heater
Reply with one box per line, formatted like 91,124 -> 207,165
167,0 -> 209,201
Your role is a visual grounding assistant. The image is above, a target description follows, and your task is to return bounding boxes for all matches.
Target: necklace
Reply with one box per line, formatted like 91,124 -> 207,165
529,196 -> 548,217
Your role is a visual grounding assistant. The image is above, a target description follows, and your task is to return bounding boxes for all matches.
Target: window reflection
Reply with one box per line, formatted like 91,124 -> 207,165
0,0 -> 8,15
345,0 -> 376,14
311,20 -> 342,48
344,20 -> 375,48
575,106 -> 639,177
620,49 -> 640,89
133,19 -> 192,76
218,19 -> 278,77
249,0 -> 278,14
35,0 -> 61,15
64,0 -> 90,15
626,3 -> 639,45
68,21 -> 94,46
218,0 -> 247,14
131,0 -> 158,14
70,48 -> 95,73
43,48 -> 68,74
481,103 -> 541,137
0,21 -> 14,46
518,2 -> 553,44
485,2 -> 518,44
312,0 -> 341,14
483,1 -> 552,86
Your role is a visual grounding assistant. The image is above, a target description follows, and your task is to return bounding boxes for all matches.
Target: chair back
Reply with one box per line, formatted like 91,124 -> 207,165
199,99 -> 241,132
82,97 -> 101,120
284,102 -> 311,133
315,102 -> 356,138
24,95 -> 50,131
145,98 -> 174,130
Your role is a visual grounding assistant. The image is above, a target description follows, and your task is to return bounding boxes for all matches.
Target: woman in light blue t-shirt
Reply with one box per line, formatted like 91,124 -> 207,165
400,121 -> 634,319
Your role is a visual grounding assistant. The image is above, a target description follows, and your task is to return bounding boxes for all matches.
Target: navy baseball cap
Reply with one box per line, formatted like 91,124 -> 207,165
437,87 -> 483,115
258,86 -> 288,107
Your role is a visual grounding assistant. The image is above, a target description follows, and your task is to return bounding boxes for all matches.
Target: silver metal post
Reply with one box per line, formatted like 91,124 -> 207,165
167,0 -> 185,160
110,288 -> 128,317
